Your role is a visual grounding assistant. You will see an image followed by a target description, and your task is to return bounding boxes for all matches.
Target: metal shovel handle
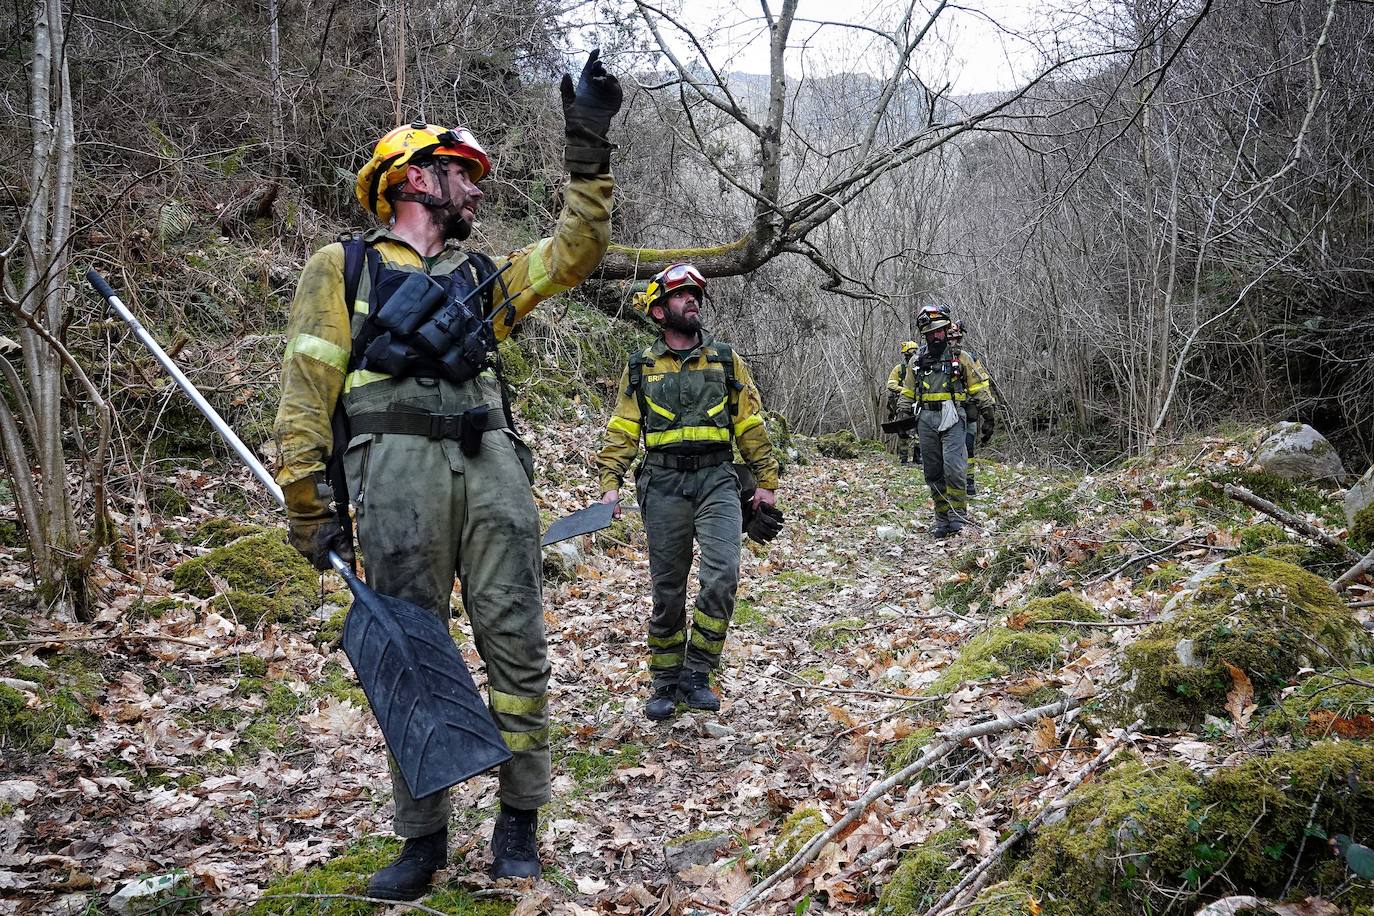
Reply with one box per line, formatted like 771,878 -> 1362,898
87,269 -> 350,575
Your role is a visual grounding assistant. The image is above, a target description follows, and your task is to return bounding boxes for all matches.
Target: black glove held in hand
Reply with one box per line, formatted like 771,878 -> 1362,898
288,515 -> 355,572
560,48 -> 622,175
283,475 -> 354,572
746,504 -> 785,543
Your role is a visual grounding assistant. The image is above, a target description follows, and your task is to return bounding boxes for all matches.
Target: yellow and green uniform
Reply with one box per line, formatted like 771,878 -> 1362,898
595,333 -> 778,689
274,172 -> 612,834
885,358 -> 917,463
898,347 -> 994,530
957,346 -> 996,494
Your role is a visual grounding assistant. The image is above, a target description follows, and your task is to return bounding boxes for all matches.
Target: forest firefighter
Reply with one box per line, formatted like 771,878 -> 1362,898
594,263 -> 782,721
949,320 -> 996,495
273,52 -> 620,897
886,340 -> 921,464
898,304 -> 995,537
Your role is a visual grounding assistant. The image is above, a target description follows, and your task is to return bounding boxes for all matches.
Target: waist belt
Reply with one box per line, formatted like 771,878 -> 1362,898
350,407 -> 507,457
642,449 -> 731,471
919,402 -> 946,411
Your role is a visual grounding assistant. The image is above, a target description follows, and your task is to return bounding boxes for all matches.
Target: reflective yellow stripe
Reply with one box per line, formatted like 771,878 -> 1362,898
353,297 -> 370,316
900,388 -> 915,399
526,240 -> 571,298
691,630 -> 725,654
285,334 -> 350,373
651,651 -> 684,668
500,727 -> 549,752
920,392 -> 952,402
645,427 -> 731,447
706,397 -> 728,418
643,394 -> 676,421
608,415 -> 640,438
489,689 -> 547,716
733,414 -> 762,437
693,608 -> 727,637
344,369 -> 391,391
967,381 -> 989,393
648,631 -> 686,649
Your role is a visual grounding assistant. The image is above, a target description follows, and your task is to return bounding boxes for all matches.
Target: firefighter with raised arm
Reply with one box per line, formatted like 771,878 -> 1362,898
273,52 -> 620,897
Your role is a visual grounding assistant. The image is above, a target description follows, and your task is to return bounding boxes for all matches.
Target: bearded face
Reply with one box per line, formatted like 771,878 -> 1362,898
656,287 -> 703,334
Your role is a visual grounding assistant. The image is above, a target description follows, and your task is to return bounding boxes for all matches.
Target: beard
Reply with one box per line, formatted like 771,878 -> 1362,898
927,338 -> 947,358
661,309 -> 702,334
427,202 -> 474,241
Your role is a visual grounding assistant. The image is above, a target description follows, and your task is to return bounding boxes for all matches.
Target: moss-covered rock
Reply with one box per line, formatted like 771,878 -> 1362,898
1351,505 -> 1374,554
1021,592 -> 1102,629
962,880 -> 1042,915
1019,744 -> 1374,914
172,530 -> 319,627
1122,556 -> 1367,730
926,628 -> 1063,694
1236,522 -> 1287,553
189,518 -> 263,548
1263,665 -> 1374,739
761,806 -> 826,874
816,429 -> 861,459
877,826 -> 972,915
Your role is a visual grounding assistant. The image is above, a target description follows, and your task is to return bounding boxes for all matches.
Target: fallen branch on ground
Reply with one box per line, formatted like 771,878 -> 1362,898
919,718 -> 1142,916
0,633 -> 211,649
1334,546 -> 1374,593
1219,483 -> 1358,562
730,695 -> 1084,913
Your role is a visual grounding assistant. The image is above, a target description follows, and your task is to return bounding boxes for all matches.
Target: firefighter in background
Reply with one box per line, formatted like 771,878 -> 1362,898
885,340 -> 920,464
949,320 -> 996,495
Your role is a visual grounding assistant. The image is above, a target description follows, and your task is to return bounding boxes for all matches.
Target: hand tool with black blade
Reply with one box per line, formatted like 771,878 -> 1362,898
541,502 -> 616,546
87,269 -> 510,799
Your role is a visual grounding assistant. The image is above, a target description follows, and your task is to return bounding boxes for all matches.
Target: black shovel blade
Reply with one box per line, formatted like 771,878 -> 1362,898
882,415 -> 917,434
542,502 -> 615,547
340,571 -> 511,800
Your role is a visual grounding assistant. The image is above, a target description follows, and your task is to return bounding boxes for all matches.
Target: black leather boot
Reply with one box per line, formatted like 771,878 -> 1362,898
490,804 -> 541,879
365,829 -> 447,901
644,682 -> 678,721
679,669 -> 720,711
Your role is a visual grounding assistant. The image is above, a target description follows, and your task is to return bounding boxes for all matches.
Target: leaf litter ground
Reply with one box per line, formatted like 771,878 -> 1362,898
2,428 -> 1370,914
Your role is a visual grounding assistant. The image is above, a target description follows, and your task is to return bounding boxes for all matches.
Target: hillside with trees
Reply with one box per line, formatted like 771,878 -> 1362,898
2,0 -> 1373,913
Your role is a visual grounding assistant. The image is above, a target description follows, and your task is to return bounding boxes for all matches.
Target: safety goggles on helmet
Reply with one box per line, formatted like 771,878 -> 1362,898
917,311 -> 952,334
355,121 -> 492,222
638,262 -> 706,313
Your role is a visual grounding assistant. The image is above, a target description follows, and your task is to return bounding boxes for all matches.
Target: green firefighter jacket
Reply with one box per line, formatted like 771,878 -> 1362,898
897,346 -> 996,415
595,332 -> 780,493
273,173 -> 613,488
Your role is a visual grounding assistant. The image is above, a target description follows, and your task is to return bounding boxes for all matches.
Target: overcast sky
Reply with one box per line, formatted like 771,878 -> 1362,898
670,0 -> 1050,94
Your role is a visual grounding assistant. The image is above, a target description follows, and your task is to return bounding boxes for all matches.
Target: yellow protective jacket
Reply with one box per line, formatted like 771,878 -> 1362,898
596,333 -> 779,492
897,346 -> 995,415
274,173 -> 613,487
886,361 -> 906,393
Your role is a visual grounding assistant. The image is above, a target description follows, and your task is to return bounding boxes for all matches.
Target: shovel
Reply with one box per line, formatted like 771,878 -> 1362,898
87,269 -> 510,799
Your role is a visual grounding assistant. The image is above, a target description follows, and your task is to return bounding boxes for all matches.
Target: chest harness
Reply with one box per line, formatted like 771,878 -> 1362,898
625,341 -> 742,471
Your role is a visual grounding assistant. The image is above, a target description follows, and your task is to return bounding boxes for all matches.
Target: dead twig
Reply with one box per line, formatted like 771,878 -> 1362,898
1334,545 -> 1374,593
770,670 -> 947,703
919,719 -> 1142,916
1219,483 -> 1358,562
0,633 -> 212,649
730,696 -> 1084,913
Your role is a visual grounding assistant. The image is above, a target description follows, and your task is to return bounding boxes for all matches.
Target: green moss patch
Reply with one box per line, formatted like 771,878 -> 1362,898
0,652 -> 101,752
816,430 -> 861,459
247,835 -> 512,914
1007,485 -> 1077,527
963,880 -> 1041,915
1208,468 -> 1343,527
1122,556 -> 1366,730
1352,505 -> 1374,553
1263,665 -> 1374,739
1020,592 -> 1101,629
1016,745 -> 1374,914
760,806 -> 826,874
927,628 -> 1063,695
172,530 -> 320,627
733,598 -> 767,633
810,617 -> 867,650
877,826 -> 972,915
190,518 -> 264,548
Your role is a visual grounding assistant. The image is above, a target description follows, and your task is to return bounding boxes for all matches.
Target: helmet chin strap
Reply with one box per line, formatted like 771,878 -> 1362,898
394,160 -> 458,214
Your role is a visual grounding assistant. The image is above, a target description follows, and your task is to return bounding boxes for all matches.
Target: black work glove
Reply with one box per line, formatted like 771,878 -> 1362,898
916,352 -> 934,371
283,476 -> 355,572
979,411 -> 996,447
746,503 -> 785,543
560,48 -> 623,176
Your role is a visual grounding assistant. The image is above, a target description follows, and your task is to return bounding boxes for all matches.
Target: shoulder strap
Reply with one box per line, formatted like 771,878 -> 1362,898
709,341 -> 742,392
340,232 -> 367,318
625,345 -> 655,396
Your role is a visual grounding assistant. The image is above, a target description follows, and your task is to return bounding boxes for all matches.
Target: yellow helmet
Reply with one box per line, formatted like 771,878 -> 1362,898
355,121 -> 491,223
634,263 -> 706,315
900,340 -> 919,355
